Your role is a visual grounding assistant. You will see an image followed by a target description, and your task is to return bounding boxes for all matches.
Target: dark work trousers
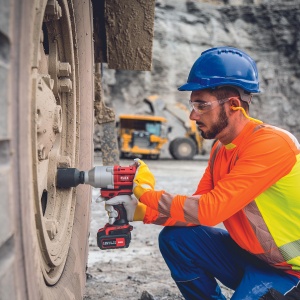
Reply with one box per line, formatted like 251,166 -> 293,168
158,226 -> 300,300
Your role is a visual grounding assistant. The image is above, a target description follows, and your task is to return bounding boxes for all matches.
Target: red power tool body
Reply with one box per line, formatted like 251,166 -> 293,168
97,165 -> 136,250
56,164 -> 137,250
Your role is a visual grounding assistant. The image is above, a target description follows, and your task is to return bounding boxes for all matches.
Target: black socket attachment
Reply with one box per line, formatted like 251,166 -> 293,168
56,168 -> 85,188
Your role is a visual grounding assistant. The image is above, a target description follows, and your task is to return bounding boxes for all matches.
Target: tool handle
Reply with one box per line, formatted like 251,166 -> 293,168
112,204 -> 128,226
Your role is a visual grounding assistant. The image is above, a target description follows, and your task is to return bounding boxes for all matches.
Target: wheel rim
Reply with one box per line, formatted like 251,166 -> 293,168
178,142 -> 192,157
31,0 -> 78,285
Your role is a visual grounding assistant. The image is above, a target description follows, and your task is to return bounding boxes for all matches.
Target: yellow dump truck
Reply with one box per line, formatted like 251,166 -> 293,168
144,95 -> 205,160
118,114 -> 169,160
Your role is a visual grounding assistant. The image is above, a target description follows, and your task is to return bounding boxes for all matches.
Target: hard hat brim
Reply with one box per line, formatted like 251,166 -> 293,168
178,82 -> 207,91
178,82 -> 260,93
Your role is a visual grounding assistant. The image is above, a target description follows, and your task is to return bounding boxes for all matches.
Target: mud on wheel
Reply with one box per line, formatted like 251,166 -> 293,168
1,0 -> 94,298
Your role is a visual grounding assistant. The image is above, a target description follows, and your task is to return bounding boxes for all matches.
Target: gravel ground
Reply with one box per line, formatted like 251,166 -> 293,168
84,157 -> 234,300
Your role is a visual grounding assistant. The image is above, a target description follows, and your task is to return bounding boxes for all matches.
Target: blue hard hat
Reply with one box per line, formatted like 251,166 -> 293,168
178,47 -> 260,93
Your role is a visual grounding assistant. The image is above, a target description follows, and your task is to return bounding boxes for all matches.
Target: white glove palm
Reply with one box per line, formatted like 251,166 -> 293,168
104,195 -> 138,225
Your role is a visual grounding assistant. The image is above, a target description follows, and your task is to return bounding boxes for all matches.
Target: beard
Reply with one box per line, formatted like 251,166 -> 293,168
199,105 -> 229,139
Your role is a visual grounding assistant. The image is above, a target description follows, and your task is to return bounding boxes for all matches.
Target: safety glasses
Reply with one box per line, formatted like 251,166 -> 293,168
188,98 -> 230,115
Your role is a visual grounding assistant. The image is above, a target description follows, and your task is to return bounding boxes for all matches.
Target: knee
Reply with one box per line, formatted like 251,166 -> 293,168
158,226 -> 198,257
158,227 -> 181,256
158,226 -> 229,256
158,226 -> 186,244
158,226 -> 178,248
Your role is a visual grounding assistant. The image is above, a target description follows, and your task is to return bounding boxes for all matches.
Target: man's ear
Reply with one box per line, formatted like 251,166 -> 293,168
229,97 -> 241,109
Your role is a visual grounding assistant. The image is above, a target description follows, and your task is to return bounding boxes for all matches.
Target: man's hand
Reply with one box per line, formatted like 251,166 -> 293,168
104,195 -> 138,224
133,158 -> 155,200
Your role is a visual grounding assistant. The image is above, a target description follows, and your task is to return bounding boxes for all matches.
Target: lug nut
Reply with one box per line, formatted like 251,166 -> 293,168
59,78 -> 72,93
45,220 -> 58,240
58,62 -> 71,77
45,0 -> 62,21
58,155 -> 71,168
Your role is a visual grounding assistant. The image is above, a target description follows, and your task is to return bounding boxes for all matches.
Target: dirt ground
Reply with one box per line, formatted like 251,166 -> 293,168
84,157 -> 234,300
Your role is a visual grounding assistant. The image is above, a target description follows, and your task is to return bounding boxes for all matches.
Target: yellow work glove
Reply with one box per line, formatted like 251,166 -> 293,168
133,158 -> 155,200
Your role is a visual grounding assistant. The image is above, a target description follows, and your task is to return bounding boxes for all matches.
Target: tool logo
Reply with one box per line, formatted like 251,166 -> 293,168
103,240 -> 116,246
116,238 -> 125,247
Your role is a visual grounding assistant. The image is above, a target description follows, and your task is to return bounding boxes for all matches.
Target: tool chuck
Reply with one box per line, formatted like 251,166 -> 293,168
56,168 -> 85,188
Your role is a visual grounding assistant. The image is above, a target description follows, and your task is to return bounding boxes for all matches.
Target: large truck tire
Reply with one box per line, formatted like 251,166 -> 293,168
0,0 -> 94,299
169,137 -> 197,160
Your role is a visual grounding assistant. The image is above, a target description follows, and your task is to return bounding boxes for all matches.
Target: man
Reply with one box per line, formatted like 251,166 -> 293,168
105,47 -> 300,299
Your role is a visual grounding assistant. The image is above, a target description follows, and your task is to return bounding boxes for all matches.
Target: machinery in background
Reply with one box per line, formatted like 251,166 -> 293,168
144,95 -> 205,160
117,114 -> 170,160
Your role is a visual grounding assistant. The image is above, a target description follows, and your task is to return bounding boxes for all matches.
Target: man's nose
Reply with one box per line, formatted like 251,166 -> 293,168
189,109 -> 198,121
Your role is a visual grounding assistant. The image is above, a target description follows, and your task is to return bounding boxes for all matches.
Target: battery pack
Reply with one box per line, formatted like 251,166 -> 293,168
97,223 -> 133,250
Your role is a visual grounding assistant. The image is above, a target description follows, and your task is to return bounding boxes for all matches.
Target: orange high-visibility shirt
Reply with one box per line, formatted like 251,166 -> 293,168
141,121 -> 300,277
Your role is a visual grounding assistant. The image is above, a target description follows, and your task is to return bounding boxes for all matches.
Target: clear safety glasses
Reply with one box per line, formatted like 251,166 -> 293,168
188,98 -> 230,115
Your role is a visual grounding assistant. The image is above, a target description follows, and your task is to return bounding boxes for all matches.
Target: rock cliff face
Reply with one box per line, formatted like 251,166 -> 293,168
102,0 -> 300,140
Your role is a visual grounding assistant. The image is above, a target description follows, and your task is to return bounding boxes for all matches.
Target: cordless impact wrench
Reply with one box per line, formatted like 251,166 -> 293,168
56,165 -> 136,250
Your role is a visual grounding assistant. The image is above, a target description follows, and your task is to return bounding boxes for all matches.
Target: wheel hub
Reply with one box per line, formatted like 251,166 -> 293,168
178,143 -> 192,156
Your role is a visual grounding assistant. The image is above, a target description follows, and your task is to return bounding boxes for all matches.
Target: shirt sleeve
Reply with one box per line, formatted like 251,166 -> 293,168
141,190 -> 196,226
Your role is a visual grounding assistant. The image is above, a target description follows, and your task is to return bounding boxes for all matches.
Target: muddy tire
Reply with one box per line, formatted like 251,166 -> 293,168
0,0 -> 94,299
169,137 -> 197,160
